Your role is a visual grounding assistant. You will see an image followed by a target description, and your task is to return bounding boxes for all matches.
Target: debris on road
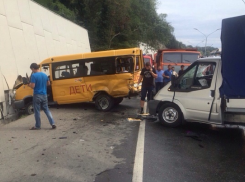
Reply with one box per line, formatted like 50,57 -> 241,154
198,144 -> 204,148
59,137 -> 67,139
31,174 -> 36,176
127,118 -> 142,122
186,131 -> 202,141
110,146 -> 114,150
80,139 -> 85,142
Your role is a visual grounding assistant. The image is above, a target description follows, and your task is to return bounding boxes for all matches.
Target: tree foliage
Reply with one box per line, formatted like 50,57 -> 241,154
34,0 -> 187,51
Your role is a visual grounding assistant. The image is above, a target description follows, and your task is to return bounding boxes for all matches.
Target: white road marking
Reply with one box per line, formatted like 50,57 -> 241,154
132,120 -> 145,182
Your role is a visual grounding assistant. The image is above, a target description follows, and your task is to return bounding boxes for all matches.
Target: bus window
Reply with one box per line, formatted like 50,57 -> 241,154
83,57 -> 115,76
163,53 -> 181,63
182,53 -> 199,64
116,57 -> 133,73
143,57 -> 150,64
53,63 -> 71,79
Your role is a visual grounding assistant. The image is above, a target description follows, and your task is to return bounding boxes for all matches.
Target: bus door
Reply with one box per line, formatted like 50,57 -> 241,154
51,61 -> 89,104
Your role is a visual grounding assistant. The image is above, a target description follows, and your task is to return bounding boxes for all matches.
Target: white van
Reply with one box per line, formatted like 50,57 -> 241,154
148,57 -> 245,127
148,15 -> 245,128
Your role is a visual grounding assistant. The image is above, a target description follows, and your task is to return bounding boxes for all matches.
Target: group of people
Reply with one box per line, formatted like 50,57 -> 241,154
155,64 -> 185,93
137,62 -> 185,114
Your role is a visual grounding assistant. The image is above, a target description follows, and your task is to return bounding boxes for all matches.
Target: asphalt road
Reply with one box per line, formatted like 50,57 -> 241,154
1,97 -> 245,182
0,98 -> 139,182
143,121 -> 245,182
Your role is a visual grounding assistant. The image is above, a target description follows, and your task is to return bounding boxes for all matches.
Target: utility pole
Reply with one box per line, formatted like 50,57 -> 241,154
193,28 -> 220,57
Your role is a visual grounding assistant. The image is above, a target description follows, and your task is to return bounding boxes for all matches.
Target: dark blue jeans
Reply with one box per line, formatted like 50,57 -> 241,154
33,94 -> 55,128
155,82 -> 163,93
141,86 -> 153,101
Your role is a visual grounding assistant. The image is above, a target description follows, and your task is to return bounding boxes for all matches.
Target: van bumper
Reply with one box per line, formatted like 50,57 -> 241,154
14,100 -> 25,109
148,100 -> 160,115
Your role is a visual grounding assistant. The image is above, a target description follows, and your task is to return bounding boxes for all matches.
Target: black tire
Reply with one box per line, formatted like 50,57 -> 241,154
114,97 -> 123,105
25,102 -> 34,115
95,94 -> 114,111
158,103 -> 183,127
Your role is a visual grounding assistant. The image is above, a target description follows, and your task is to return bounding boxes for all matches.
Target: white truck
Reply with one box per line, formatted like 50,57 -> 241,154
148,15 -> 245,128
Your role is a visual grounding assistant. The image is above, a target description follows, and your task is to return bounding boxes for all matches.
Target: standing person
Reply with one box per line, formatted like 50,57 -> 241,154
171,66 -> 178,77
155,65 -> 164,93
137,62 -> 157,114
178,65 -> 185,76
162,64 -> 172,86
28,63 -> 56,130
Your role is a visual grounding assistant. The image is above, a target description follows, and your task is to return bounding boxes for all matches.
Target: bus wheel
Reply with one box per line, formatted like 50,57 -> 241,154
25,102 -> 34,115
158,103 -> 182,127
95,94 -> 114,111
114,97 -> 123,105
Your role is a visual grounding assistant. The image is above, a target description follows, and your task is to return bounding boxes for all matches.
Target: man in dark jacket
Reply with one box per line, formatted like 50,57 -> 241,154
137,62 -> 157,114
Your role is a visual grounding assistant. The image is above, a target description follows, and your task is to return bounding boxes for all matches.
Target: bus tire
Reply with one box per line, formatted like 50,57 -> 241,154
158,103 -> 182,127
114,97 -> 123,105
95,94 -> 114,111
25,102 -> 34,115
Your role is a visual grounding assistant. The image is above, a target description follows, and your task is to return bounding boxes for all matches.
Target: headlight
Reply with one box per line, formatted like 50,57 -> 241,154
134,83 -> 142,87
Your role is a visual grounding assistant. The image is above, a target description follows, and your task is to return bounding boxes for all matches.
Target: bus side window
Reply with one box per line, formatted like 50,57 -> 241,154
116,57 -> 133,73
53,63 -> 71,79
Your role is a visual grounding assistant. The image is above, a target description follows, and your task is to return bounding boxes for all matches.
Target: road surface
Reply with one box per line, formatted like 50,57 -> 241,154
0,97 -> 245,182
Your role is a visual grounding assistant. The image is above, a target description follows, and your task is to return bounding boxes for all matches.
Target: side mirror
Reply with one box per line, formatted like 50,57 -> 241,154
171,75 -> 177,87
22,77 -> 29,85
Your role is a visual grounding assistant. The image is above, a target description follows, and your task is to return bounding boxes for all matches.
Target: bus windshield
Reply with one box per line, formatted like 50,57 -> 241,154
143,57 -> 150,64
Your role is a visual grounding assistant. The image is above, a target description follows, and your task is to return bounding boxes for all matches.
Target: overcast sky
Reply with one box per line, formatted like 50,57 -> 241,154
157,0 -> 245,48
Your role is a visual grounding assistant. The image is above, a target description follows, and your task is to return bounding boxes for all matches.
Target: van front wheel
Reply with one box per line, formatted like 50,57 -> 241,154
158,103 -> 182,127
95,94 -> 114,111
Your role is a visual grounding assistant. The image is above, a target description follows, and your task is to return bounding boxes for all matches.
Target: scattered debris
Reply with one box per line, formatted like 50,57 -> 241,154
14,148 -> 18,150
80,139 -> 85,142
37,160 -> 39,162
101,120 -> 104,122
11,137 -> 16,139
43,149 -> 46,151
127,118 -> 142,122
186,131 -> 202,141
52,138 -> 56,139
73,131 -> 77,134
198,144 -> 204,148
78,155 -> 80,157
42,153 -> 44,155
110,146 -> 114,150
31,174 -> 36,176
73,118 -> 77,121
59,137 -> 67,139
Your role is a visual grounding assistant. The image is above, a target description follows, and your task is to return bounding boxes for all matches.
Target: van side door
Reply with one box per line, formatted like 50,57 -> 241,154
173,61 -> 221,123
51,61 -> 88,104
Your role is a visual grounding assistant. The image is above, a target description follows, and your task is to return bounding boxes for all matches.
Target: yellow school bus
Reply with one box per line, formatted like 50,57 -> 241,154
14,48 -> 143,113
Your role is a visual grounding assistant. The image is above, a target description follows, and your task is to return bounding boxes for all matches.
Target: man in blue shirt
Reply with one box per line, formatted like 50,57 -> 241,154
29,63 -> 56,130
155,65 -> 164,93
162,64 -> 172,86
